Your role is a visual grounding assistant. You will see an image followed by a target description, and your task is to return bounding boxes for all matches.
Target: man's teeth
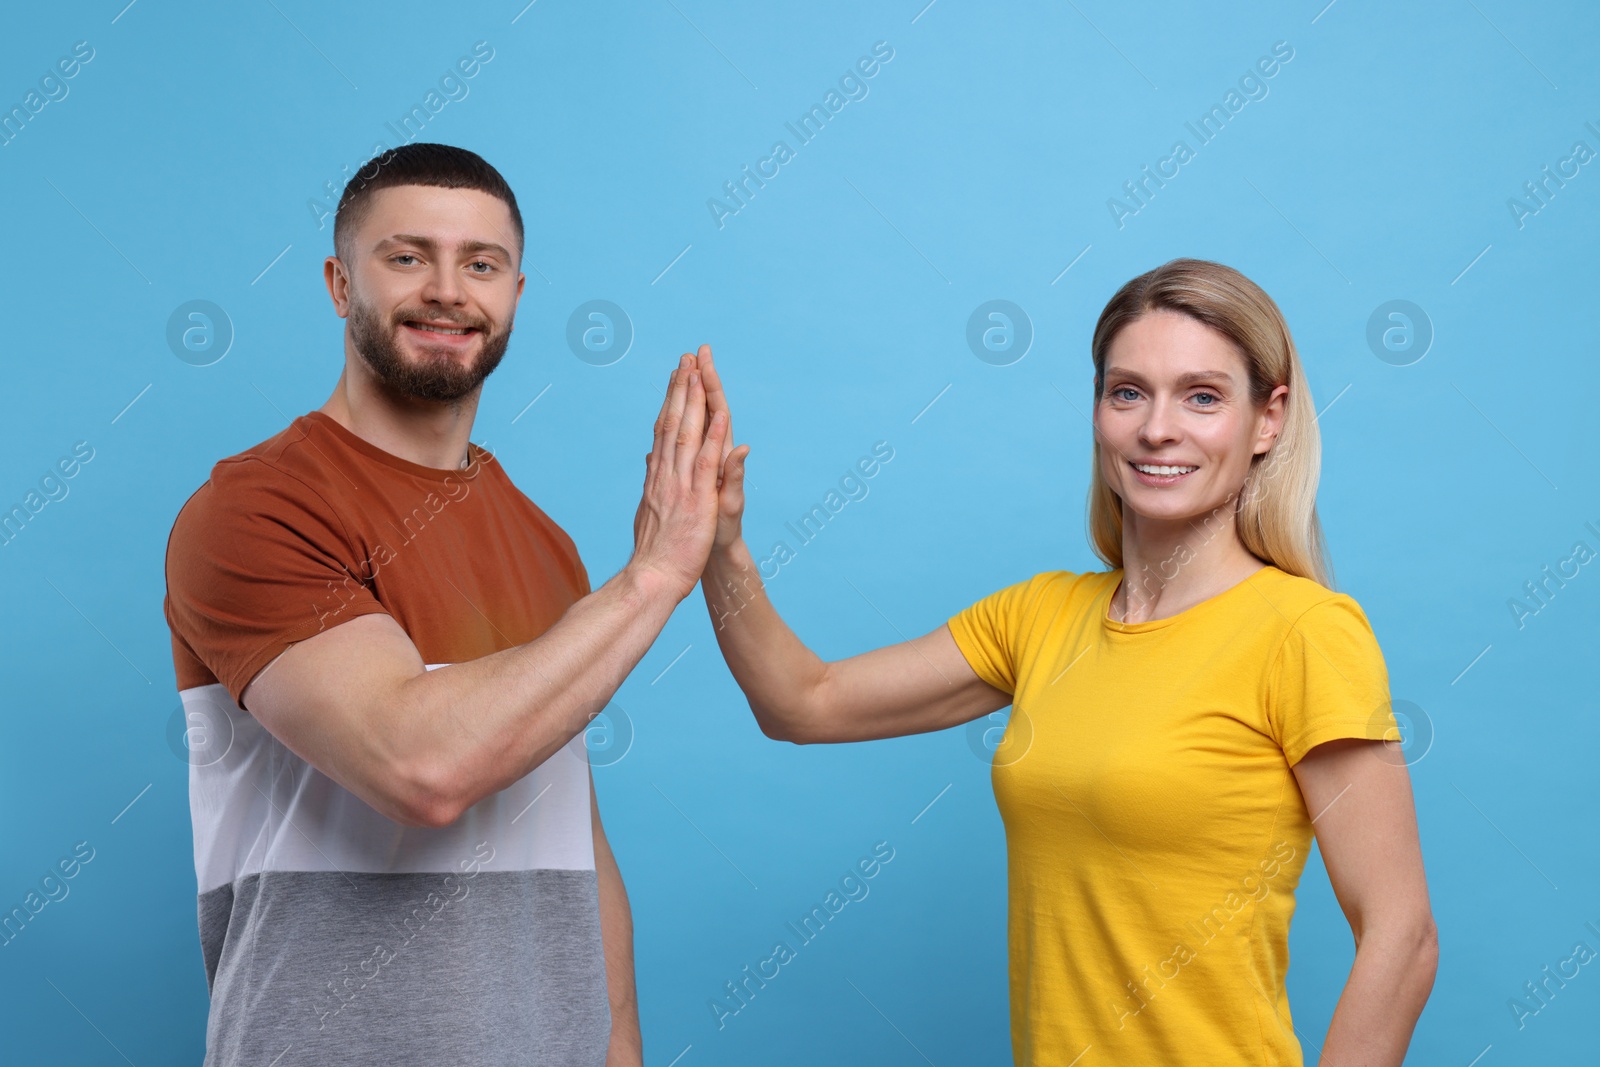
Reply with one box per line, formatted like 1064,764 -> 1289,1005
1134,464 -> 1198,476
411,323 -> 471,335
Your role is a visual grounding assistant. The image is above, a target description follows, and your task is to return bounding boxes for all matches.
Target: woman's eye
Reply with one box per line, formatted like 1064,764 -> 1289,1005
1192,392 -> 1218,406
1112,387 -> 1139,401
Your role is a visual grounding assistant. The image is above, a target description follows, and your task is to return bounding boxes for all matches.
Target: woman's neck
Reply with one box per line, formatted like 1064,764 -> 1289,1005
1112,512 -> 1267,623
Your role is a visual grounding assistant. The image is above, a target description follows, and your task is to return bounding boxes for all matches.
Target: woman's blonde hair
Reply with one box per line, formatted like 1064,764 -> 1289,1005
1086,257 -> 1333,588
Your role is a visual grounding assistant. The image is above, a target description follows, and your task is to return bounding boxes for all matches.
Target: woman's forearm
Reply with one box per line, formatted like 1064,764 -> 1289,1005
1317,918 -> 1438,1065
700,538 -> 828,739
594,810 -> 641,1066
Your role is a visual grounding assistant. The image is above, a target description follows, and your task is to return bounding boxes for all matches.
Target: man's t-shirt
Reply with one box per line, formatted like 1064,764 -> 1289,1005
946,565 -> 1401,1066
164,411 -> 608,1066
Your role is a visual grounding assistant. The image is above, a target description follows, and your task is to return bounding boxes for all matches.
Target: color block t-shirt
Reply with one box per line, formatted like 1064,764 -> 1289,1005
946,566 -> 1401,1066
163,411 -> 608,1066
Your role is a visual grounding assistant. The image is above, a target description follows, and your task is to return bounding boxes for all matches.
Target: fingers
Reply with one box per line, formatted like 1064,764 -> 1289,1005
650,368 -> 674,471
675,364 -> 708,483
651,357 -> 684,444
715,444 -> 751,539
723,443 -> 750,499
696,343 -> 735,464
697,344 -> 725,418
692,408 -> 728,498
657,355 -> 694,476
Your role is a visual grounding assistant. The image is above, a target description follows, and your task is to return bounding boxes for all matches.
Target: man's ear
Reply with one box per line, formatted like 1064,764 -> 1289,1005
325,256 -> 352,318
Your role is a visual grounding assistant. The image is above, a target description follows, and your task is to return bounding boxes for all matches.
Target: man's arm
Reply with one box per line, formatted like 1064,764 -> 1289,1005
1292,737 -> 1439,1065
241,356 -> 729,828
592,769 -> 642,1065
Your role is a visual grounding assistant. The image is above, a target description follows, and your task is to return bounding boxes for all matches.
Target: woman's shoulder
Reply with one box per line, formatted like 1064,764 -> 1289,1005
1253,565 -> 1377,637
1016,568 -> 1120,627
953,568 -> 1114,621
1018,568 -> 1118,603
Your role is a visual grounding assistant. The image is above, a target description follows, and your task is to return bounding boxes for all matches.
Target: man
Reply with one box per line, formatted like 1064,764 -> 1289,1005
163,142 -> 729,1065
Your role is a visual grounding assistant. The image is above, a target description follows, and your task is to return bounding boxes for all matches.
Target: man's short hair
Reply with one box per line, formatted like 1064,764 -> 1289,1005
334,142 -> 523,267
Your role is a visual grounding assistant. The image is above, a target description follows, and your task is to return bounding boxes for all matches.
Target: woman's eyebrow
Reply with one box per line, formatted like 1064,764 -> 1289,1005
1104,367 -> 1235,387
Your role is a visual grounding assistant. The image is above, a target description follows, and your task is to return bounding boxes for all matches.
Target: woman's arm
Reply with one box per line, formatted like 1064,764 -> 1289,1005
702,539 -> 1010,743
693,345 -> 1010,744
590,771 -> 642,1066
1291,737 -> 1439,1065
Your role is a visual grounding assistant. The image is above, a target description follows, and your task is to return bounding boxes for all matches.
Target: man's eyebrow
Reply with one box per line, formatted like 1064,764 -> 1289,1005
1103,367 -> 1237,388
374,234 -> 514,261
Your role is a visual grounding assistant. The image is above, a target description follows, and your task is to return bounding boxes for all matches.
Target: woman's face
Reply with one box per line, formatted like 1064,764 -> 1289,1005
1094,308 -> 1287,529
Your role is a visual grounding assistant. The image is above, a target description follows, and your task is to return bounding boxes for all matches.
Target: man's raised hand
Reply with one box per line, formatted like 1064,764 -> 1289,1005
628,352 -> 729,600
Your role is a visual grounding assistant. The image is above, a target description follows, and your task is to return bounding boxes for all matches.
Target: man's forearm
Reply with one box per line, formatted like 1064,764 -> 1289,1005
395,562 -> 682,823
1317,921 -> 1438,1065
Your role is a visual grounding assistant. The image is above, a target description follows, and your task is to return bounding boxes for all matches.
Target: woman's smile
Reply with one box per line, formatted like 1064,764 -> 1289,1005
1128,459 -> 1200,486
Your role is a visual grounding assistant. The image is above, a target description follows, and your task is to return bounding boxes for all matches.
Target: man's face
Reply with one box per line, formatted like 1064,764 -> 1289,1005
333,184 -> 525,402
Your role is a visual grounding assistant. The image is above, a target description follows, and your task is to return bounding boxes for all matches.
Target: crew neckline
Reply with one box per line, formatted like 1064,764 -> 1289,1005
301,410 -> 487,482
1101,564 -> 1277,634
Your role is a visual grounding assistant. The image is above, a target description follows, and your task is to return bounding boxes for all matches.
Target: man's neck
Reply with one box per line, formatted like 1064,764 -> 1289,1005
319,371 -> 480,470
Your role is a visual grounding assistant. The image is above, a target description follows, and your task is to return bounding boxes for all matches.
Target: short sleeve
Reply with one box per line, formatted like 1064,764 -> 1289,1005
1267,595 -> 1400,765
163,461 -> 391,708
945,572 -> 1064,695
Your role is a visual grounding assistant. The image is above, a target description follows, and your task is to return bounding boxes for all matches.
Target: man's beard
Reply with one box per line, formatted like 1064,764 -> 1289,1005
348,296 -> 511,402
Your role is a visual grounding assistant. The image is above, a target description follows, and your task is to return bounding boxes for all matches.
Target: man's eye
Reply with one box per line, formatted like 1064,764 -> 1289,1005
392,254 -> 417,266
469,261 -> 494,274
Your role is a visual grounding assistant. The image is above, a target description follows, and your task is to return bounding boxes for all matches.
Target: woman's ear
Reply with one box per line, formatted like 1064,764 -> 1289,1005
1256,383 -> 1290,453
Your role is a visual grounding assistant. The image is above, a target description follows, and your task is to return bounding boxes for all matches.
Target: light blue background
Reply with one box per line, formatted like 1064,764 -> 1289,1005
2,1 -> 1596,1063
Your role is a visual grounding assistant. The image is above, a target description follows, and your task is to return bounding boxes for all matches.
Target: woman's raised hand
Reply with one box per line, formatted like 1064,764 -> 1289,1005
694,344 -> 752,553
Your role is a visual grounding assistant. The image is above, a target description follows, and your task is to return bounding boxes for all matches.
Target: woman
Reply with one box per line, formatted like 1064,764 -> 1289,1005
691,258 -> 1438,1065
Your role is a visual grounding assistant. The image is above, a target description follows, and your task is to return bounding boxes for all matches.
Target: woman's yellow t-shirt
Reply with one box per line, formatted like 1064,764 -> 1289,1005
946,565 -> 1401,1066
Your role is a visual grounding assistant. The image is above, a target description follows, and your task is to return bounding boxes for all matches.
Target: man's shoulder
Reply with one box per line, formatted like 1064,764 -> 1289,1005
170,416 -> 345,535
217,414 -> 343,485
